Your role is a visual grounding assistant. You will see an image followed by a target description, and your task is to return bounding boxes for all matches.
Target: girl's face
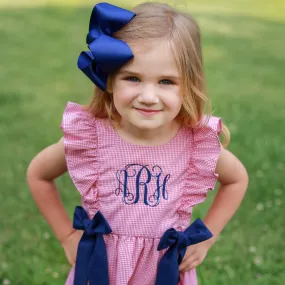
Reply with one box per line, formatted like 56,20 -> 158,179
111,39 -> 182,136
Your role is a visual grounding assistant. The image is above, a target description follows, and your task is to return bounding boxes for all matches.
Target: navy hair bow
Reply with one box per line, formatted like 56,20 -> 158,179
73,206 -> 112,285
77,2 -> 135,91
155,219 -> 213,285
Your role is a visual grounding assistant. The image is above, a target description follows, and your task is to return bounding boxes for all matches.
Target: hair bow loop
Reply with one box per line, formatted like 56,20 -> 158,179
78,2 -> 135,90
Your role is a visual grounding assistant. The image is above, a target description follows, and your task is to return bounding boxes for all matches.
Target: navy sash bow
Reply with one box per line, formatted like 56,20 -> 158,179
73,206 -> 112,285
155,219 -> 213,285
77,2 -> 135,90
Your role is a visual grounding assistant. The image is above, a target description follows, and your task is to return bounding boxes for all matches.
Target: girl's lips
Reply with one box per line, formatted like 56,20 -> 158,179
135,108 -> 161,116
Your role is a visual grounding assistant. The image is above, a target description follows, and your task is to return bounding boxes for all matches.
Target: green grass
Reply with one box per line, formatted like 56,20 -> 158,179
1,1 -> 284,284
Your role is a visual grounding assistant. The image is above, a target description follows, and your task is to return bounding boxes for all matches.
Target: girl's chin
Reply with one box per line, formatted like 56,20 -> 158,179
130,121 -> 165,131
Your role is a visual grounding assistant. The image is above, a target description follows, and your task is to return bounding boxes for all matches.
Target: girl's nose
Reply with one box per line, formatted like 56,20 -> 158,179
137,85 -> 159,105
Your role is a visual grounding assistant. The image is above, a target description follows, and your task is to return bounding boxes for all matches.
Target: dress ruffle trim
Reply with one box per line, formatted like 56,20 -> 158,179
179,116 -> 222,220
60,102 -> 99,209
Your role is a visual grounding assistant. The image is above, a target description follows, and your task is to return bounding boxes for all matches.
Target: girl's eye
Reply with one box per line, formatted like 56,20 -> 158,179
125,76 -> 140,82
160,79 -> 174,85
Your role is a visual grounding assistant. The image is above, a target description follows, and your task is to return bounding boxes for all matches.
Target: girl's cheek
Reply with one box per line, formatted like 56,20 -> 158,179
162,90 -> 182,108
114,84 -> 137,105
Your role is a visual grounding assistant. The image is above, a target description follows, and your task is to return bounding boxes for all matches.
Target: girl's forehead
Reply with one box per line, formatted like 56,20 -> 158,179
122,39 -> 179,75
128,38 -> 170,54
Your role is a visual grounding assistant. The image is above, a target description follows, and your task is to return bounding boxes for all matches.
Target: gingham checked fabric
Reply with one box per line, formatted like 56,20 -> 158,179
61,102 -> 222,285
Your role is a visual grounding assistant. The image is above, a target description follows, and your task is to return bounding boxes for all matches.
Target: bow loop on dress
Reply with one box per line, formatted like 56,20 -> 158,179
73,206 -> 112,285
155,218 -> 213,285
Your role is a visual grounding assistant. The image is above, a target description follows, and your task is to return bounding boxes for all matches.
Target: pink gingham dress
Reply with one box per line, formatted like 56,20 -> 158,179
61,102 -> 222,285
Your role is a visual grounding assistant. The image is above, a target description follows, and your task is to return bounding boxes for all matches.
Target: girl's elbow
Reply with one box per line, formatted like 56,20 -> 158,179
26,156 -> 46,187
239,164 -> 249,192
26,159 -> 38,188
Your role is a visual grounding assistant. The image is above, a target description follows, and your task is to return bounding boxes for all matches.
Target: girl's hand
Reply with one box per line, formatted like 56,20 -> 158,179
179,239 -> 213,272
60,230 -> 84,266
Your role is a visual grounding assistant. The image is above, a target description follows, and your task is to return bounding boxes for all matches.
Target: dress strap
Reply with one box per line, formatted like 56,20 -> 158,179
155,219 -> 212,285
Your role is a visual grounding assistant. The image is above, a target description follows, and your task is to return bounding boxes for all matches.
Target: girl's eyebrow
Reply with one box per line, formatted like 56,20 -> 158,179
119,70 -> 140,76
160,75 -> 181,81
119,69 -> 181,80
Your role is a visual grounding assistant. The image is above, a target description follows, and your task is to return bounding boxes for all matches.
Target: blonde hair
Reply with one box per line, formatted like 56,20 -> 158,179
85,2 -> 230,147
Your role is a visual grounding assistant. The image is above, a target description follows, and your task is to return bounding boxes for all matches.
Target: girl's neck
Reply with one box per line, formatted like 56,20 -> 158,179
112,119 -> 182,146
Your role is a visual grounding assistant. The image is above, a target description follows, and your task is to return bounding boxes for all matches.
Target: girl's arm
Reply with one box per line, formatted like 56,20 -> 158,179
26,138 -> 74,242
204,147 -> 249,245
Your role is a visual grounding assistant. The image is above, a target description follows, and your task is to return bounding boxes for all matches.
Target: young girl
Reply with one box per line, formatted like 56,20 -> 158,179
27,2 -> 248,285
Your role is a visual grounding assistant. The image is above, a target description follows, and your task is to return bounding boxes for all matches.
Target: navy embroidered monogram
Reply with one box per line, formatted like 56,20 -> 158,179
115,164 -> 170,207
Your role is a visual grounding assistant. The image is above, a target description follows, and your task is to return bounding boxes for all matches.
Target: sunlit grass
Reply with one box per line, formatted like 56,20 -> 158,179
1,0 -> 284,284
1,0 -> 285,21
0,0 -> 94,7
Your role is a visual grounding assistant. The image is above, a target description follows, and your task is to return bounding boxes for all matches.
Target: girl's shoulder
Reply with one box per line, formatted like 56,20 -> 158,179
186,114 -> 222,177
60,101 -> 98,150
193,115 -> 222,136
190,114 -> 222,161
182,115 -> 222,149
60,101 -> 110,139
60,101 -> 97,130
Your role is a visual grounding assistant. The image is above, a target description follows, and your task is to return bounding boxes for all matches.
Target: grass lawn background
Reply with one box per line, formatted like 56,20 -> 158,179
1,0 -> 284,284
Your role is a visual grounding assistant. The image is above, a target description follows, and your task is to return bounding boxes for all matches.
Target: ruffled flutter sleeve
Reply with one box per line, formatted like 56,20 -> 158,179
60,102 -> 98,199
179,116 -> 222,219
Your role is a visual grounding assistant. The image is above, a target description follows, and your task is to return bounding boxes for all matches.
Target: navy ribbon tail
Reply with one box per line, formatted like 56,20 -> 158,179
88,235 -> 109,285
155,218 -> 213,285
73,206 -> 112,285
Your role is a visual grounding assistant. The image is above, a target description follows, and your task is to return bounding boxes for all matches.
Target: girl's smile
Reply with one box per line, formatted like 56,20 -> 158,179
134,107 -> 162,116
